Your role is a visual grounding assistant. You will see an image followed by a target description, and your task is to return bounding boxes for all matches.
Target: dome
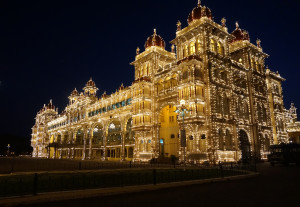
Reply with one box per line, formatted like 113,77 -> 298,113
230,22 -> 250,43
145,29 -> 165,49
187,1 -> 213,25
71,88 -> 79,96
86,78 -> 96,87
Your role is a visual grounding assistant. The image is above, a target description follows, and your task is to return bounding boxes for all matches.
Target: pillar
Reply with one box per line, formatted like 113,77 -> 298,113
89,132 -> 92,160
121,131 -> 125,161
82,132 -> 87,160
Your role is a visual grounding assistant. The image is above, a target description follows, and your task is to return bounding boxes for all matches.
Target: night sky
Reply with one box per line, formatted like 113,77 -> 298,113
0,0 -> 299,151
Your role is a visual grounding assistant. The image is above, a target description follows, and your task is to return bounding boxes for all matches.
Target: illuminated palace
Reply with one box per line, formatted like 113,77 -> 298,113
31,1 -> 291,162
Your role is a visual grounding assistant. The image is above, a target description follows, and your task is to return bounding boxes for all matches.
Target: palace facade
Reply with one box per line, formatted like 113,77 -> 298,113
31,1 -> 290,162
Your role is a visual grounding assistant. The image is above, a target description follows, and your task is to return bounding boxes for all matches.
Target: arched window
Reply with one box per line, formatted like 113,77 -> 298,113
217,42 -> 224,56
210,39 -> 216,52
196,38 -> 201,53
218,129 -> 224,150
225,129 -> 232,150
183,45 -> 188,58
189,42 -> 195,55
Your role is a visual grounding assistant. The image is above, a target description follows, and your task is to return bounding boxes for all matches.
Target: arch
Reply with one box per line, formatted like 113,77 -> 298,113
107,120 -> 121,145
159,105 -> 180,157
238,130 -> 251,162
75,128 -> 84,145
92,124 -> 104,146
125,118 -> 135,145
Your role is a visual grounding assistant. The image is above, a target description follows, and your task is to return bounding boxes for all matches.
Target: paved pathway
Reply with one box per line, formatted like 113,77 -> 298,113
16,163 -> 299,207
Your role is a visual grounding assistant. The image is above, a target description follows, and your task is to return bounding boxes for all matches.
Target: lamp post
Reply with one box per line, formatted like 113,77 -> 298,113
175,100 -> 189,170
7,144 -> 10,156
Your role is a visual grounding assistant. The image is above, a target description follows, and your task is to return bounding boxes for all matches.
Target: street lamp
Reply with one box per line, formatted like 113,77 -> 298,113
175,100 -> 189,170
7,144 -> 10,156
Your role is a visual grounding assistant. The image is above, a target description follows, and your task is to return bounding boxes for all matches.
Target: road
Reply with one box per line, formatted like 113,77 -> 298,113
19,163 -> 299,207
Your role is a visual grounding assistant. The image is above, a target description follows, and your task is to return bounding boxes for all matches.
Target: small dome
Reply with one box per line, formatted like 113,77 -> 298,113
230,22 -> 250,43
145,29 -> 165,49
187,1 -> 213,25
86,78 -> 96,87
71,88 -> 79,96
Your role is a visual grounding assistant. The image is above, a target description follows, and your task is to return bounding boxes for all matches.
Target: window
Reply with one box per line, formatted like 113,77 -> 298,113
210,39 -> 216,52
196,39 -> 201,53
189,42 -> 195,54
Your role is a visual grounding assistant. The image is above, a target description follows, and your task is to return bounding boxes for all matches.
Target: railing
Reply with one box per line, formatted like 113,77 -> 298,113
0,161 -> 255,198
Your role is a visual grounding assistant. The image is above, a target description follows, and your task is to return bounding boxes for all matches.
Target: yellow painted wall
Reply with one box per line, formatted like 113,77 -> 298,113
159,105 -> 179,157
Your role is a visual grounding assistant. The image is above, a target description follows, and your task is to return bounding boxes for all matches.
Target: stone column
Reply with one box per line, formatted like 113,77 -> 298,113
82,132 -> 86,160
68,148 -> 71,159
59,149 -> 62,159
89,133 -> 92,160
121,131 -> 125,161
72,148 -> 75,159
102,134 -> 107,161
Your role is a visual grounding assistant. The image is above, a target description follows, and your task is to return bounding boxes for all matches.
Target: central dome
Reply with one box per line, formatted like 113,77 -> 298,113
187,0 -> 213,25
145,29 -> 165,49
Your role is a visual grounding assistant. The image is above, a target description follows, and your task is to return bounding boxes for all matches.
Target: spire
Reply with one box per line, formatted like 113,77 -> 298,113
136,47 -> 140,55
235,21 -> 239,29
198,0 -> 201,7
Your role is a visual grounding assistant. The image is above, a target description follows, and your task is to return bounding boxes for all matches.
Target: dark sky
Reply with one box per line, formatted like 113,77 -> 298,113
1,0 -> 299,142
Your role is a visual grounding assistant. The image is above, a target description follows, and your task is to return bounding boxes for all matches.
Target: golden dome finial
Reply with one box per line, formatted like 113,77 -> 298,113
177,20 -> 181,31
136,47 -> 140,55
198,0 -> 201,7
256,39 -> 261,48
221,17 -> 226,27
152,29 -> 157,43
